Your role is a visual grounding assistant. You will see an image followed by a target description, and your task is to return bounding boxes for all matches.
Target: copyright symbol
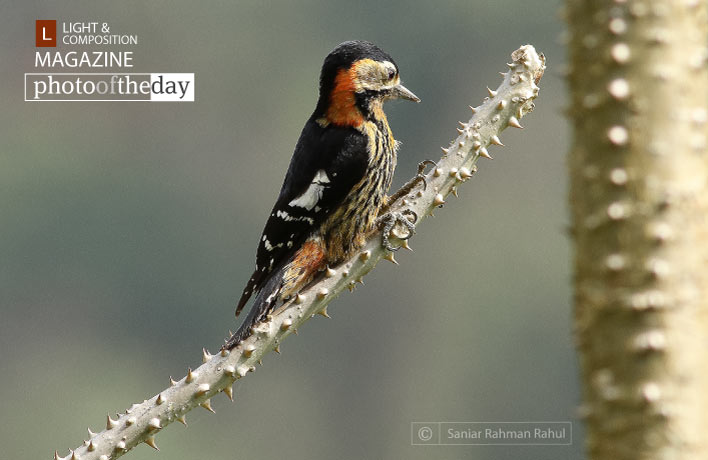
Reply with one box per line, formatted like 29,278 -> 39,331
417,426 -> 434,442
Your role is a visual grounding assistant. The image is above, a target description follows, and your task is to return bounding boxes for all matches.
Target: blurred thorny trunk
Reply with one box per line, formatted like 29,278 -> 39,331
566,1 -> 708,459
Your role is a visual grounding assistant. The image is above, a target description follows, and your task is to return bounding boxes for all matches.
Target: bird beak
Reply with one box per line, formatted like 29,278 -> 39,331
389,84 -> 420,102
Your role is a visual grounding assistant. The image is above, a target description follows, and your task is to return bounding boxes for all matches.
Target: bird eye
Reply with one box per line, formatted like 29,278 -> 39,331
387,68 -> 396,80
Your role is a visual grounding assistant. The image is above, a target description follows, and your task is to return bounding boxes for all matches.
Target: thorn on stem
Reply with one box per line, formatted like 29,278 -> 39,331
478,147 -> 493,159
490,135 -> 504,146
200,399 -> 216,413
186,368 -> 198,383
196,383 -> 210,395
148,418 -> 161,431
106,415 -> 118,430
145,436 -> 159,451
508,116 -> 523,129
224,385 -> 234,401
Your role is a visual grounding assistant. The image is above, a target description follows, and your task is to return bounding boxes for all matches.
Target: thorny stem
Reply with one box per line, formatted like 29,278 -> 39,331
53,45 -> 545,460
567,1 -> 708,458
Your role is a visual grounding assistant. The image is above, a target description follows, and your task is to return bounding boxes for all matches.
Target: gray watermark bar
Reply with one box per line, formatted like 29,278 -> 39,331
412,421 -> 572,446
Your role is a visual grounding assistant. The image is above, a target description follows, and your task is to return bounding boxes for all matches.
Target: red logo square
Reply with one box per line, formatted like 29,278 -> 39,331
36,20 -> 57,47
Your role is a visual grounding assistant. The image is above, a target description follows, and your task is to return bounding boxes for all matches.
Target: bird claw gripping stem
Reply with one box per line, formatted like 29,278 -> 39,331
376,209 -> 417,252
384,160 -> 437,211
416,159 -> 438,183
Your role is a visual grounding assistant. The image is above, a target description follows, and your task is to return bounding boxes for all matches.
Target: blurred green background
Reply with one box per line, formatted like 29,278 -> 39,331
1,1 -> 576,459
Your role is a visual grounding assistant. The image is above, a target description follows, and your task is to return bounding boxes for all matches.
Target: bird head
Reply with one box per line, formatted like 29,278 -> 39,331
316,41 -> 419,127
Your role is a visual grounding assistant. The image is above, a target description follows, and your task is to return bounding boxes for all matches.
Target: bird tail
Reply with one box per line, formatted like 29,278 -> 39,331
223,264 -> 287,350
224,238 -> 326,350
235,271 -> 260,319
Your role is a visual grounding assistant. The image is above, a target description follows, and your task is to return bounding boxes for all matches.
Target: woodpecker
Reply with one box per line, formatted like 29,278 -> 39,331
224,41 -> 419,349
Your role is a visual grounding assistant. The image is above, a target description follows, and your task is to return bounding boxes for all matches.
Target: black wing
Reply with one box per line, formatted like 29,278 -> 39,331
235,118 -> 368,316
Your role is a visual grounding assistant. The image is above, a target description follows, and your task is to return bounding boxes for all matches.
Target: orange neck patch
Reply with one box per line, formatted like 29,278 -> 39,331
326,68 -> 364,127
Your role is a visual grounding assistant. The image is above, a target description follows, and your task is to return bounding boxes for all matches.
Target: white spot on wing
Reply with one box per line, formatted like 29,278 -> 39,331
276,210 -> 314,225
288,169 -> 330,211
314,169 -> 330,183
263,238 -> 284,252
